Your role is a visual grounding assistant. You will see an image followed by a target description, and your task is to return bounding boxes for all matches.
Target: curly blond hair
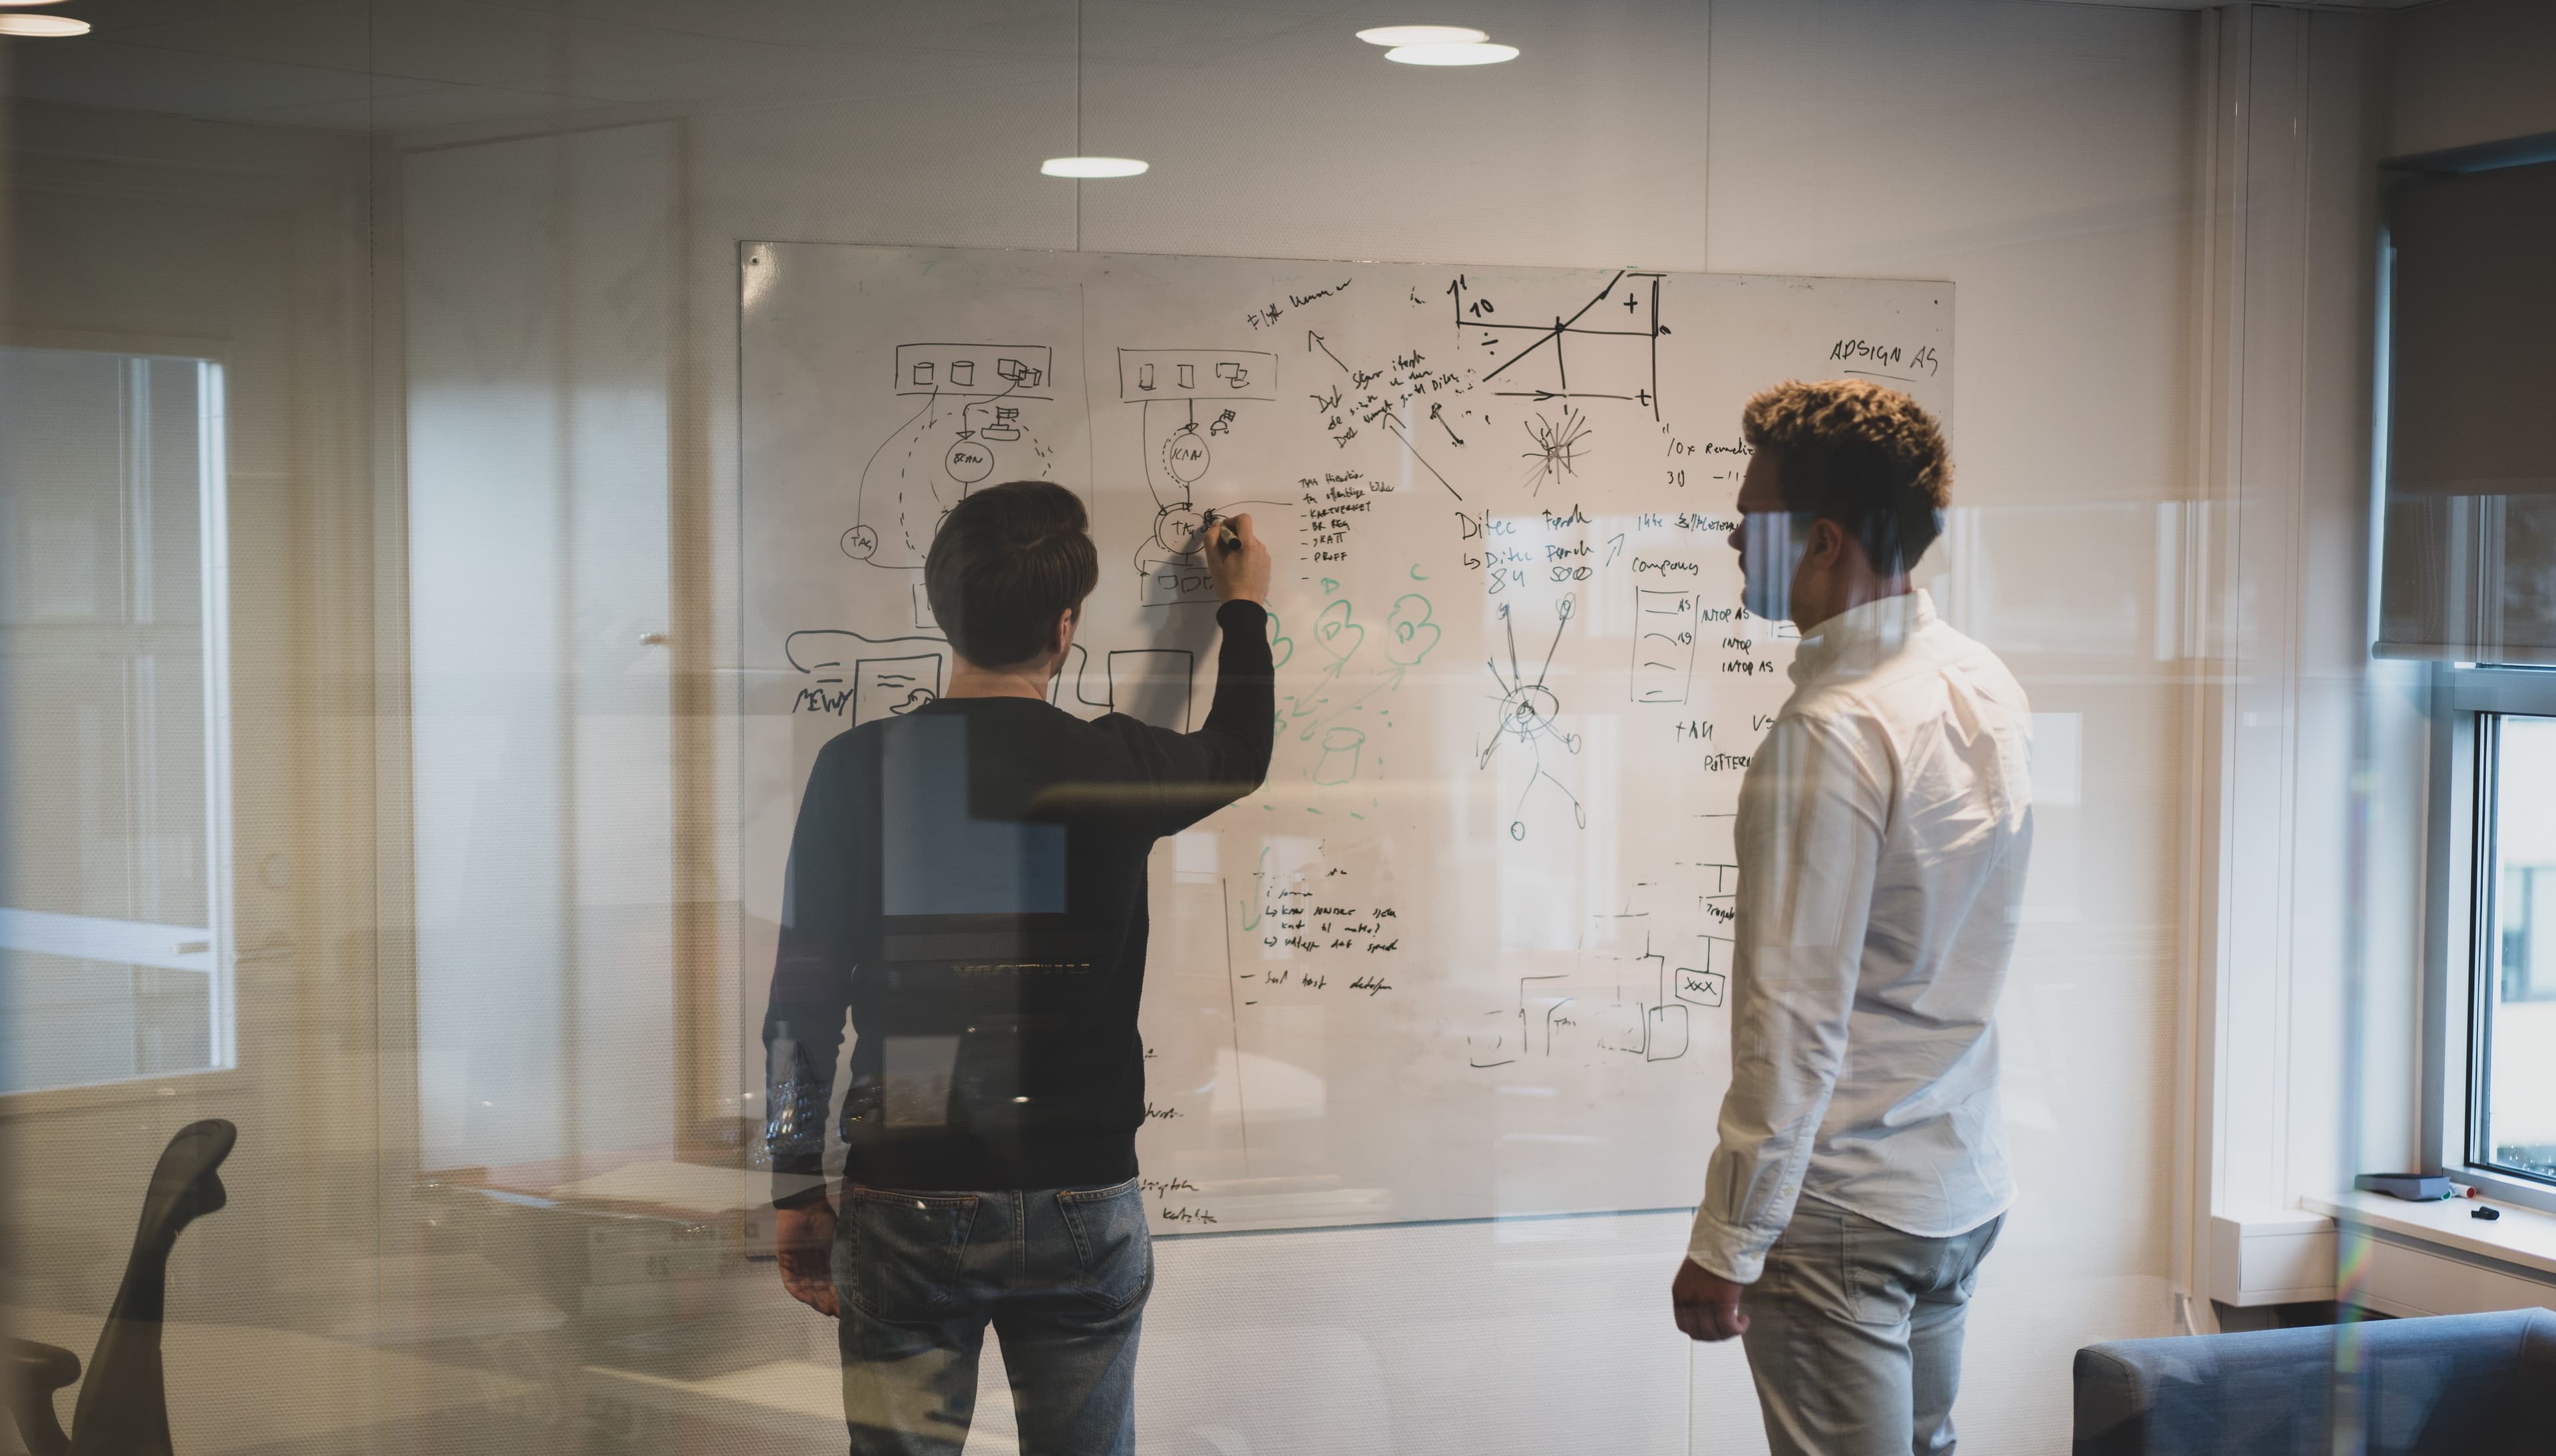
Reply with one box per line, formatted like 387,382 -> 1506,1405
1740,379 -> 1950,574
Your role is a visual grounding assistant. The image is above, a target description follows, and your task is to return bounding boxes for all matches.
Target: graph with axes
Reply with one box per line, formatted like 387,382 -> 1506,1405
1452,268 -> 1670,421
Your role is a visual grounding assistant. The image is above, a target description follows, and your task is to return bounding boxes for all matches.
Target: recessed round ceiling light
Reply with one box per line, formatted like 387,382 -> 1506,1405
1384,41 -> 1518,66
1040,156 -> 1150,179
0,13 -> 88,33
1355,25 -> 1488,47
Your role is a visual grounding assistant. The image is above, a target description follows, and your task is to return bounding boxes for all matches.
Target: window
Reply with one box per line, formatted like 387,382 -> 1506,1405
0,346 -> 232,1095
2476,711 -> 2556,1183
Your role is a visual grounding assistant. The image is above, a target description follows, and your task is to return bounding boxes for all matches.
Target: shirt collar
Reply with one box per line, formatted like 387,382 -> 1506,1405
1787,588 -> 1935,687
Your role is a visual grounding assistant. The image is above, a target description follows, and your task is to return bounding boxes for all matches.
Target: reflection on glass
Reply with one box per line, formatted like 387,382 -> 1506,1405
0,347 -> 230,1095
2486,714 -> 2556,1180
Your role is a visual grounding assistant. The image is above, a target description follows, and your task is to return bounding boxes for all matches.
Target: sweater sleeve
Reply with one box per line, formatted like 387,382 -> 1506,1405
1111,598 -> 1278,833
761,739 -> 862,1209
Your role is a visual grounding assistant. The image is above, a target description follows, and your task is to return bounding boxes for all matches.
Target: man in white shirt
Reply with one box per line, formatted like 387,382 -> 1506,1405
1670,380 -> 2033,1456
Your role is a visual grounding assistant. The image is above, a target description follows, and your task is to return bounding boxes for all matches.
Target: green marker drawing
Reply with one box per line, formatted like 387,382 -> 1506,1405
1241,845 -> 1271,930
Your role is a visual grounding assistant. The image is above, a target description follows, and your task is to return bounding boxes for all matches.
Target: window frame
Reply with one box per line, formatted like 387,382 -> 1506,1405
2424,662 -> 2556,1215
0,338 -> 237,1105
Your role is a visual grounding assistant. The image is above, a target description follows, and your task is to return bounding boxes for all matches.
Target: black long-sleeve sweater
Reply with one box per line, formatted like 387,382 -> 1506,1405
763,600 -> 1275,1204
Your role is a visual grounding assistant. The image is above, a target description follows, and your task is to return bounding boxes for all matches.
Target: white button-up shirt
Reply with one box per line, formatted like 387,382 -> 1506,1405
1687,589 -> 2033,1283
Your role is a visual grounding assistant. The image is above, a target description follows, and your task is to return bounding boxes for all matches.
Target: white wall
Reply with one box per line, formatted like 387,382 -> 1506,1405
398,1 -> 2212,1449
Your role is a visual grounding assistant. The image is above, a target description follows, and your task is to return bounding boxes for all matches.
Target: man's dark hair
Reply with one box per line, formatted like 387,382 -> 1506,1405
924,480 -> 1101,667
1740,379 -> 1951,575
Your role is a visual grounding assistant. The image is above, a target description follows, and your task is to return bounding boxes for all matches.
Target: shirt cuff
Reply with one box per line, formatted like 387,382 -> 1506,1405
1215,598 -> 1268,631
1686,1206 -> 1775,1284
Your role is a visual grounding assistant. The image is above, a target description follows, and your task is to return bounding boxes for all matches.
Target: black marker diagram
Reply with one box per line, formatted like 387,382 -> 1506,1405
1479,594 -> 1586,840
1466,973 -> 1568,1068
1632,586 -> 1703,704
1588,915 -> 1692,1063
1120,347 -> 1278,608
1102,647 -> 1196,731
1450,269 -> 1669,419
786,630 -> 1195,734
785,630 -> 949,723
1053,642 -> 1197,731
848,344 -> 1056,569
1464,914 -> 1709,1068
1305,331 -> 1465,501
1681,862 -> 1736,1010
1521,406 -> 1593,494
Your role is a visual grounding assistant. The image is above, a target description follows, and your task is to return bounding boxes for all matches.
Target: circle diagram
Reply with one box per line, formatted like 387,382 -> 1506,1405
1500,683 -> 1561,740
1154,503 -> 1207,555
1163,429 -> 1210,485
945,438 -> 996,484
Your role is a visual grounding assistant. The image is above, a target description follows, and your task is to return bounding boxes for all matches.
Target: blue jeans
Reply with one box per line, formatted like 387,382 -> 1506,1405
1739,1198 -> 2006,1456
833,1178 -> 1152,1456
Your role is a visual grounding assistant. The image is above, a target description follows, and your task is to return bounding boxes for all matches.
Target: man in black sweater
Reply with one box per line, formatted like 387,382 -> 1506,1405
763,479 -> 1275,1455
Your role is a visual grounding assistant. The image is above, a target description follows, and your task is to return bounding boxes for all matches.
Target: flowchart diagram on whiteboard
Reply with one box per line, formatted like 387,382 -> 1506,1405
739,242 -> 1952,1234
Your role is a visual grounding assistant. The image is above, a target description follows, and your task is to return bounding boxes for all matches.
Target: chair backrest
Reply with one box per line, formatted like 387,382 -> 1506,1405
0,1119 -> 237,1456
2073,1307 -> 2556,1456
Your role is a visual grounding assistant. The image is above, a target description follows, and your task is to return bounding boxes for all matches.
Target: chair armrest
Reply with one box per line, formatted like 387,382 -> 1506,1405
2071,1344 -> 2154,1456
4,1336 -> 79,1456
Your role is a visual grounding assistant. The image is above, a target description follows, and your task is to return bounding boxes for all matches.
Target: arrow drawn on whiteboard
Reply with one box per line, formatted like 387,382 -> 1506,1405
1430,401 -> 1464,446
1381,417 -> 1463,501
1309,329 -> 1464,502
1498,389 -> 1635,404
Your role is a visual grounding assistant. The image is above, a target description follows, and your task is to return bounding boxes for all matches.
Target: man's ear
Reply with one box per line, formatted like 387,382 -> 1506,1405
1054,607 -> 1078,655
1806,516 -> 1850,572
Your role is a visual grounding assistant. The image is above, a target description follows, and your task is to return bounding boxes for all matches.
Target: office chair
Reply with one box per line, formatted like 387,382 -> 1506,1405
3,1119 -> 238,1456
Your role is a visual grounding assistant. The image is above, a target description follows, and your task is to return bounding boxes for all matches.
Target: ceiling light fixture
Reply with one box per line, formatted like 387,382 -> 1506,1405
1046,0 -> 1147,215
1355,25 -> 1488,47
1042,156 -> 1149,179
1384,41 -> 1518,66
0,13 -> 88,34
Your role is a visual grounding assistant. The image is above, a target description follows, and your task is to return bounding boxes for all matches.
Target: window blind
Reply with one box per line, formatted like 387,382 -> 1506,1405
2377,159 -> 2556,663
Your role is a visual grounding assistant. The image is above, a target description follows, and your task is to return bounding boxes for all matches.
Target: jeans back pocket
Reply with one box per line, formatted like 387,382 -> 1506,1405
1842,1213 -> 1917,1328
843,1188 -> 979,1322
1055,1179 -> 1152,1312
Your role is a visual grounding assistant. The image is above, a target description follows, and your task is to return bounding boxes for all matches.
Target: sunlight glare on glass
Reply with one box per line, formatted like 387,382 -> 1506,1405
1040,156 -> 1150,179
1355,25 -> 1488,47
0,13 -> 89,33
1384,41 -> 1518,66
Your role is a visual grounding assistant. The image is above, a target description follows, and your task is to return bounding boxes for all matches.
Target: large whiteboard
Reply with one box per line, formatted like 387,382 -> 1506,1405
740,243 -> 1951,1234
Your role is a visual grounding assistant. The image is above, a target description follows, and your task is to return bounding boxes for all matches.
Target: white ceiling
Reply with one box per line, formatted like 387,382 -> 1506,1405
1,0 -> 2448,140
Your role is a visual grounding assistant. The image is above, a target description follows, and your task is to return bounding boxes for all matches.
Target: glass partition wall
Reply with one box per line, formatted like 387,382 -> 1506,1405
4,5 -> 2528,1456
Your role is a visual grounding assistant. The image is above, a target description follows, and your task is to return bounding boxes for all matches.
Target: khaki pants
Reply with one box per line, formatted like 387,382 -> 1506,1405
1739,1198 -> 2005,1456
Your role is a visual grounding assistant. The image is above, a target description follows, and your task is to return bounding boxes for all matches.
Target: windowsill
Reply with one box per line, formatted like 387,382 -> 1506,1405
0,1065 -> 244,1121
2303,1188 -> 2556,1282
